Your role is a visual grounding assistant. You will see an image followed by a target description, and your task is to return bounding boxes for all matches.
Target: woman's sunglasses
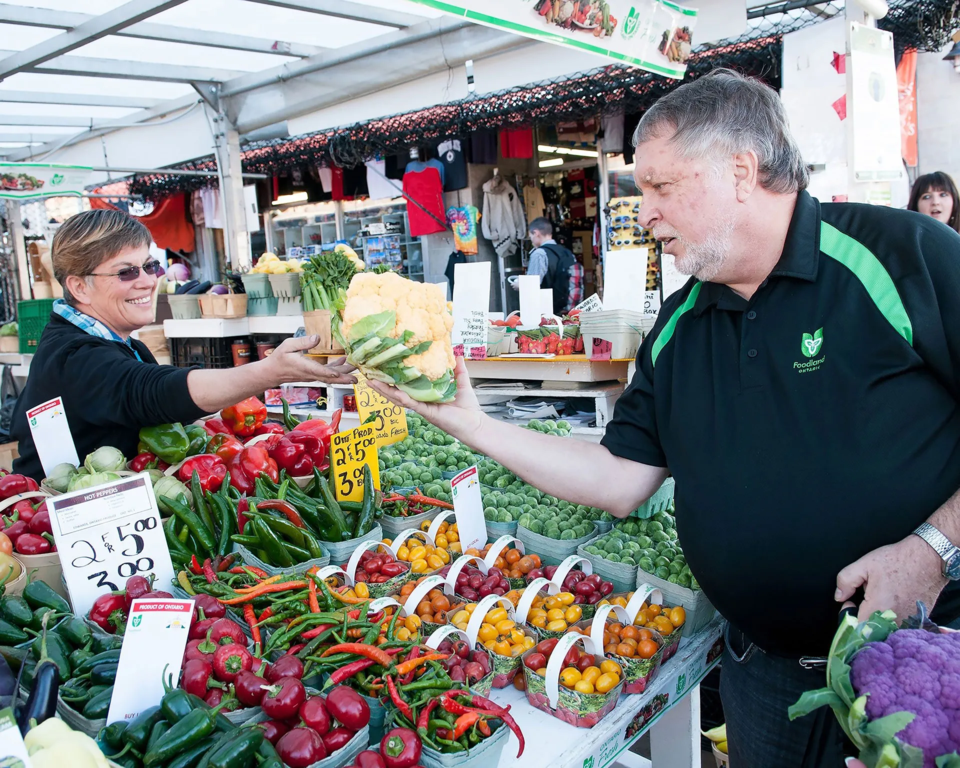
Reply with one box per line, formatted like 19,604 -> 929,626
90,259 -> 162,282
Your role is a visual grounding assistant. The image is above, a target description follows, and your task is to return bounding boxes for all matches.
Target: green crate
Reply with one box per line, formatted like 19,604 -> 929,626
17,299 -> 55,354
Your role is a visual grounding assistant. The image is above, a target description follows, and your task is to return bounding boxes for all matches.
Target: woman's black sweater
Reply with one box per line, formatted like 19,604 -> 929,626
11,315 -> 208,480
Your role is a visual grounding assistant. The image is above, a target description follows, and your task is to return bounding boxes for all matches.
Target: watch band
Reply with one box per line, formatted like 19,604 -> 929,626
913,522 -> 960,574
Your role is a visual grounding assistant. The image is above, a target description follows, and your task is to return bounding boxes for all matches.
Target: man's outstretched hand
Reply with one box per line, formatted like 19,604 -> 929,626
368,357 -> 484,444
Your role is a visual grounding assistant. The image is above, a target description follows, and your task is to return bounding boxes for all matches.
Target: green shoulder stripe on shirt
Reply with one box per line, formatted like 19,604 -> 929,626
819,222 -> 913,346
651,282 -> 702,367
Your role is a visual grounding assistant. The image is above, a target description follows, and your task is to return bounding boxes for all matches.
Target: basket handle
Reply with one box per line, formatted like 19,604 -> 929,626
384,528 -> 434,559
344,540 -> 393,582
482,535 -> 524,570
427,510 -> 456,542
443,554 -> 487,595
544,632 -> 601,709
514,576 -> 559,625
464,593 -> 516,647
425,624 -> 472,651
400,574 -> 446,615
548,555 -> 593,591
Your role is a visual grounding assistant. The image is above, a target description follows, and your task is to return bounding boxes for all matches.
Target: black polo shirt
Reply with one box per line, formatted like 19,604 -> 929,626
602,191 -> 960,656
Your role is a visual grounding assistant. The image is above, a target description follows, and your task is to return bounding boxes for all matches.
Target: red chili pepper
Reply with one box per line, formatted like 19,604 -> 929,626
441,691 -> 524,756
178,455 -> 228,494
477,718 -> 491,737
202,558 -> 218,584
0,475 -> 38,501
401,646 -> 419,685
269,437 -> 314,477
258,607 -> 275,623
216,554 -> 236,573
320,643 -> 393,666
221,397 -> 268,437
228,563 -> 267,579
207,434 -> 245,463
236,499 -> 250,533
15,532 -> 52,555
131,452 -> 160,472
285,644 -> 305,656
416,697 -> 439,735
307,579 -> 320,613
189,555 -> 203,575
300,623 -> 333,641
202,418 -> 234,437
256,499 -> 304,528
244,604 -> 261,646
385,674 -> 413,721
326,657 -> 375,686
238,444 -> 279,484
405,493 -> 454,511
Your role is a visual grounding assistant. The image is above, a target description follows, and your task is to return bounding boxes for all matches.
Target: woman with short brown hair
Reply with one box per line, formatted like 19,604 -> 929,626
11,208 -> 354,480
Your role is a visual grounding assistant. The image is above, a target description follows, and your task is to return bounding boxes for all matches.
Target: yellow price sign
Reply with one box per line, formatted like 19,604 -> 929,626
330,424 -> 381,503
354,374 -> 408,448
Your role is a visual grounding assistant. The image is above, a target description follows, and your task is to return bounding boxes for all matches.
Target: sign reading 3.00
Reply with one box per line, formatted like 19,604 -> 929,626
331,425 -> 381,503
48,475 -> 174,618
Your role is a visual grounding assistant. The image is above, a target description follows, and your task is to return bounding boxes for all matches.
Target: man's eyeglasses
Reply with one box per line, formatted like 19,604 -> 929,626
90,259 -> 162,282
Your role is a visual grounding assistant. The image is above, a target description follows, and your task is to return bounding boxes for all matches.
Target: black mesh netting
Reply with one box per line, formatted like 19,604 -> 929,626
129,0 -> 959,200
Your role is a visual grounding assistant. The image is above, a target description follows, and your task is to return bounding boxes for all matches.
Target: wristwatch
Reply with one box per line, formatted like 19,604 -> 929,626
913,522 -> 960,580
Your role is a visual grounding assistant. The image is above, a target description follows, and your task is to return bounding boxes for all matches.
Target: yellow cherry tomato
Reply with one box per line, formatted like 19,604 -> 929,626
408,547 -> 427,562
354,583 -> 370,599
396,546 -> 410,561
546,608 -> 566,623
404,615 -> 421,632
556,592 -> 575,606
600,660 -> 622,676
426,554 -> 444,570
436,548 -> 450,564
493,639 -> 512,656
420,519 -> 432,531
510,644 -> 525,657
410,559 -> 428,573
595,672 -> 620,693
535,667 -> 547,677
581,666 -> 602,685
528,608 -> 547,620
395,627 -> 412,642
494,619 -> 516,634
559,668 -> 581,688
546,619 -> 568,632
486,608 -> 508,625
564,606 -> 583,623
478,623 -> 498,642
574,680 -> 595,694
435,534 -> 449,548
446,530 -> 459,543
530,614 -> 547,629
451,610 -> 470,626
509,629 -> 525,645
448,542 -> 462,554
522,635 -> 536,650
464,603 -> 477,613
543,596 -> 560,611
483,639 -> 496,651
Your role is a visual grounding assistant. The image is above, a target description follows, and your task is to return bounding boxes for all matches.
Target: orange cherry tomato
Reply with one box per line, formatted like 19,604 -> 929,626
615,642 -> 635,657
637,639 -> 659,659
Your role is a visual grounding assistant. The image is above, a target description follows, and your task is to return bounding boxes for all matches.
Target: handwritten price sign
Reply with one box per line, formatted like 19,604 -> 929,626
48,475 -> 174,618
331,425 -> 381,503
354,374 -> 408,448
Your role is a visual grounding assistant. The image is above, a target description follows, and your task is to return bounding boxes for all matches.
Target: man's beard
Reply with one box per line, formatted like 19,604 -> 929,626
657,219 -> 734,282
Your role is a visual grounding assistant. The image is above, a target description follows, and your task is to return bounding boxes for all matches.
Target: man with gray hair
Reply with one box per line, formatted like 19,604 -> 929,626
370,68 -> 960,765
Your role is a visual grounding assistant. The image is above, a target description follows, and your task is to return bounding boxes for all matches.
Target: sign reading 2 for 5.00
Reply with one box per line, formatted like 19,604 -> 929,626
48,475 -> 174,617
354,374 -> 408,447
331,425 -> 381,503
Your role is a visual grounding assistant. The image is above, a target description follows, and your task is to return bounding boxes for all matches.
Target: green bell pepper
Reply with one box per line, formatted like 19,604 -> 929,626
139,423 -> 191,465
185,424 -> 210,457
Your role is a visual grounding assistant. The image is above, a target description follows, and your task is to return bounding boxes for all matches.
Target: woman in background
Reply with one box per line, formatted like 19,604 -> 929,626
908,171 -> 960,233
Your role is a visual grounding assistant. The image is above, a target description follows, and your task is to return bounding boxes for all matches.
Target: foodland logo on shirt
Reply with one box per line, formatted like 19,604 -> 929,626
795,327 -> 825,373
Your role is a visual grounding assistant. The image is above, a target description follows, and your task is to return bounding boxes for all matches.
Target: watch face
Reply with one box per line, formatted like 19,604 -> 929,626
947,552 -> 960,581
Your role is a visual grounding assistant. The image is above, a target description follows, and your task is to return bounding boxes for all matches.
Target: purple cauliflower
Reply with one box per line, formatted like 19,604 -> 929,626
851,628 -> 960,767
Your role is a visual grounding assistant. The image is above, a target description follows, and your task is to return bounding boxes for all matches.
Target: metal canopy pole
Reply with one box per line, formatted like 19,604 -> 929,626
209,106 -> 251,270
6,201 -> 31,303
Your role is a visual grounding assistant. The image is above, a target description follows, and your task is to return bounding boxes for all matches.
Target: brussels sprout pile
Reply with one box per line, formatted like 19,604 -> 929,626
516,499 -> 604,540
524,419 -> 573,437
583,508 -> 700,590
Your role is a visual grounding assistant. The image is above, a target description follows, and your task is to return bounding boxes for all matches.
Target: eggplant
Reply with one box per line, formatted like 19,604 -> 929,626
185,281 -> 212,295
17,660 -> 58,733
175,280 -> 199,295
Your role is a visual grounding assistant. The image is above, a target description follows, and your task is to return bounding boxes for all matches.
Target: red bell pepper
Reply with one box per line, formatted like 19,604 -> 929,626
238,445 -> 279,484
15,533 -> 53,555
178,455 -> 227,494
253,422 -> 285,437
131,452 -> 159,472
0,474 -> 38,501
208,434 -> 244,463
9,500 -> 35,524
269,437 -> 313,477
286,432 -> 325,471
253,433 -> 283,453
227,456 -> 255,496
293,410 -> 340,460
28,508 -> 51,536
89,593 -> 129,634
203,417 -> 234,437
221,397 -> 267,437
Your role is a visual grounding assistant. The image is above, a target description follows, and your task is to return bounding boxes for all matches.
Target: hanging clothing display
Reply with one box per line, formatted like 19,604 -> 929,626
403,165 -> 446,237
601,114 -> 626,154
405,158 -> 445,187
446,206 -> 480,255
199,188 -> 223,229
365,159 -> 401,200
468,130 -> 498,165
435,138 -> 468,191
523,183 -> 546,224
444,251 -> 468,294
499,128 -> 534,159
481,174 -> 526,259
91,193 -> 195,253
190,190 -> 205,227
